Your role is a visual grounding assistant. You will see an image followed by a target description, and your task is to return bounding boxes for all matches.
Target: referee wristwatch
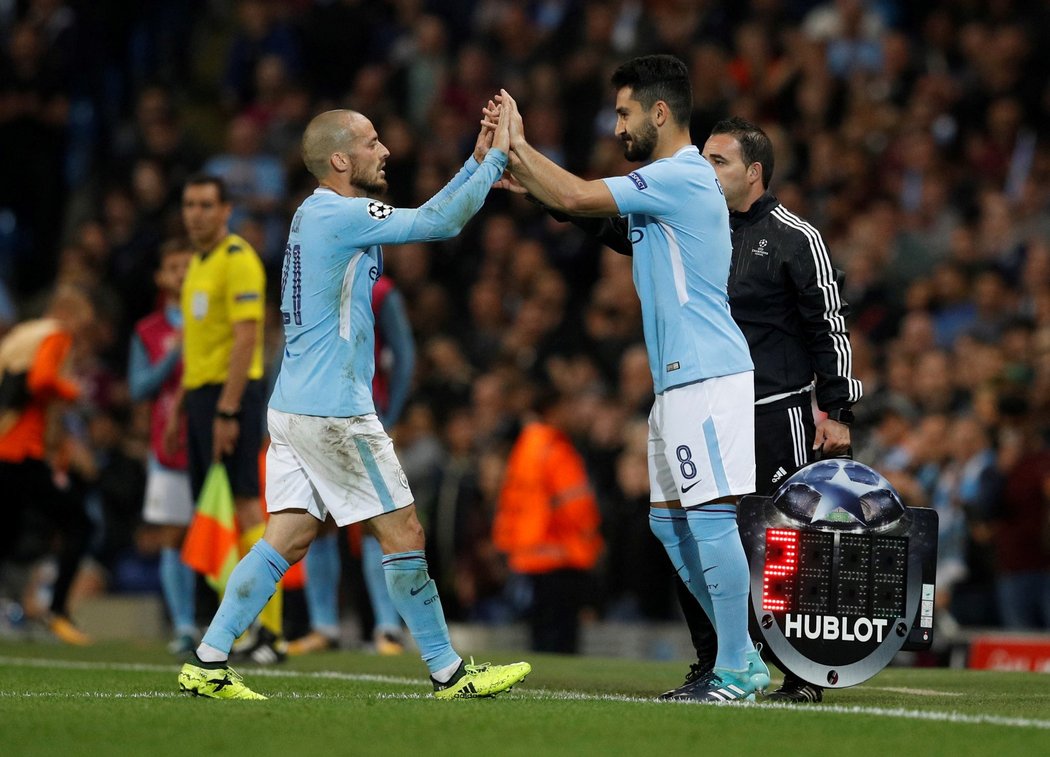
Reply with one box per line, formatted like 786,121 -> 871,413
216,408 -> 241,421
826,407 -> 854,426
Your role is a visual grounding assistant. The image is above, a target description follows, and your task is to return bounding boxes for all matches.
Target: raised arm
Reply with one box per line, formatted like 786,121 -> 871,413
499,90 -> 619,217
340,103 -> 512,246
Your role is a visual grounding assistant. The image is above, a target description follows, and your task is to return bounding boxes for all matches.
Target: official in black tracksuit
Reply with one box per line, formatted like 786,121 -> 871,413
722,186 -> 861,496
661,117 -> 862,702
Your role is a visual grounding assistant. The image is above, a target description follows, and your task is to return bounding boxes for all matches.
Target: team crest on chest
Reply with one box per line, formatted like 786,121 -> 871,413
367,201 -> 395,220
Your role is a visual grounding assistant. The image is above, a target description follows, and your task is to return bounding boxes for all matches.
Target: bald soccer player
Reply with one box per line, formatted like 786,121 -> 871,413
177,106 -> 531,700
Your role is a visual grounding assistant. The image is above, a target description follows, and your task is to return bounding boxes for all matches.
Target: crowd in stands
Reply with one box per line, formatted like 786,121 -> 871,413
1,0 -> 1048,637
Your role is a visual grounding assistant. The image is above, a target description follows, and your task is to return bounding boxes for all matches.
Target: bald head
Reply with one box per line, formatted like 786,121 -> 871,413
301,109 -> 367,180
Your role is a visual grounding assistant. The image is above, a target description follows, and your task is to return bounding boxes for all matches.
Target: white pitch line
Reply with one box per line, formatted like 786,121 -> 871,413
1,656 -> 1047,730
868,686 -> 964,697
0,690 -> 324,700
0,690 -> 183,699
0,656 -> 417,686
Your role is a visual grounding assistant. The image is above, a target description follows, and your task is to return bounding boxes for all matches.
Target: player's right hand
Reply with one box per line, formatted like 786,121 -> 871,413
492,171 -> 527,194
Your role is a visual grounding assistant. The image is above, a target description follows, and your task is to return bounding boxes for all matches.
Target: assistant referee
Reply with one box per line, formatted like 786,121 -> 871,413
176,173 -> 285,663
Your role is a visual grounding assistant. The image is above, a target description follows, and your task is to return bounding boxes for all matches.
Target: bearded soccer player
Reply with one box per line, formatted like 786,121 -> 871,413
659,117 -> 859,703
494,55 -> 770,701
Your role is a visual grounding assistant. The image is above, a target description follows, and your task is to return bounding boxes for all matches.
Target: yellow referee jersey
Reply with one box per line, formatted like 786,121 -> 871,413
181,234 -> 266,389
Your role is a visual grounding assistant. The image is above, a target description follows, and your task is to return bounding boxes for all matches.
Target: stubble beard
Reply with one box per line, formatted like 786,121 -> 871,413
622,119 -> 657,162
351,163 -> 388,196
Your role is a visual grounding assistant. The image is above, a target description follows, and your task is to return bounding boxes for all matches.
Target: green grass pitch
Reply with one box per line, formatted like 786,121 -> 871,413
1,640 -> 1048,756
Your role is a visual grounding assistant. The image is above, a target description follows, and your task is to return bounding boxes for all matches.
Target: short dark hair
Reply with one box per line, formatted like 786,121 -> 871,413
159,237 -> 193,261
611,55 -> 692,126
183,173 -> 228,204
710,117 -> 775,189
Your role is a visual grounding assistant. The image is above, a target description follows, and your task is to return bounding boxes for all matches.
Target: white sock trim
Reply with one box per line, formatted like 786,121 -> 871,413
196,642 -> 228,664
432,657 -> 464,683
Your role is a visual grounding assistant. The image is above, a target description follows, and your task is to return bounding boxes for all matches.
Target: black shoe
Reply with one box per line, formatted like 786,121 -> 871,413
765,674 -> 824,703
230,627 -> 287,666
659,660 -> 713,700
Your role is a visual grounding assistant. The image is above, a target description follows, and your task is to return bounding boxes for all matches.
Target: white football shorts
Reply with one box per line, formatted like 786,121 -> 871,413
265,409 -> 414,526
142,457 -> 195,526
648,371 -> 756,507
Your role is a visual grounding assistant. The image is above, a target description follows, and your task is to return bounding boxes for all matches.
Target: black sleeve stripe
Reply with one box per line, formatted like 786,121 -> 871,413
770,206 -> 863,403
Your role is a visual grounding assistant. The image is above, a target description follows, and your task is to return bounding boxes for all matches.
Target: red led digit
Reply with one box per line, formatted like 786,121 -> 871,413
763,528 -> 799,612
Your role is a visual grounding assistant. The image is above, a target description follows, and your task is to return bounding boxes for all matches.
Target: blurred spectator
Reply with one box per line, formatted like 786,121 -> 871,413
931,415 -> 1001,626
493,384 -> 603,653
128,240 -> 194,653
0,285 -> 94,644
803,0 -> 885,79
203,115 -> 286,264
223,0 -> 301,112
993,401 -> 1050,629
0,21 -> 70,292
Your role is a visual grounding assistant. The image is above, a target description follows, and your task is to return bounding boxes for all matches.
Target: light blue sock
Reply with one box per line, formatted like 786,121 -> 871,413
160,547 -> 197,636
382,550 -> 460,676
362,534 -> 402,632
648,508 -> 716,629
200,539 -> 289,657
686,507 -> 752,672
304,533 -> 341,637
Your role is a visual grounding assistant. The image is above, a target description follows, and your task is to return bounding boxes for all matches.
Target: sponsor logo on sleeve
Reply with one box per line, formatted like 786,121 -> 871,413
627,172 -> 648,190
234,292 -> 260,302
367,201 -> 395,220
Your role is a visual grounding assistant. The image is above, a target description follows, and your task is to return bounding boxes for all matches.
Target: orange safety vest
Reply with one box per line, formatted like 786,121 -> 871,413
493,422 -> 603,574
0,319 -> 79,463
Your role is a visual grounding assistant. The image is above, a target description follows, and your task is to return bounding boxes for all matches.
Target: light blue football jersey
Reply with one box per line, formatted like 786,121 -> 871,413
603,145 -> 753,393
269,150 -> 508,417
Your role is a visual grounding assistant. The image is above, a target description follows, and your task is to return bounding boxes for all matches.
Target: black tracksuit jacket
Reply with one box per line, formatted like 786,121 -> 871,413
727,192 -> 861,412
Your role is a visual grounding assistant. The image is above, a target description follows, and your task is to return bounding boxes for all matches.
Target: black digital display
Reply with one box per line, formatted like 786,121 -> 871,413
762,529 -> 907,618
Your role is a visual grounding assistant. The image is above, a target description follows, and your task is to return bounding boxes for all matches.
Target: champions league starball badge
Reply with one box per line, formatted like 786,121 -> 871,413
738,459 -> 939,688
367,201 -> 395,220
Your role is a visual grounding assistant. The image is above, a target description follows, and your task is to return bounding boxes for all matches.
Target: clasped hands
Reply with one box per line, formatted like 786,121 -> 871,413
474,90 -> 529,194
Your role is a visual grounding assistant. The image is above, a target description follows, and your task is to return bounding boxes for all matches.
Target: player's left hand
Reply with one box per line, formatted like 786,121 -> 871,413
474,99 -> 498,161
481,99 -> 499,129
813,418 -> 851,455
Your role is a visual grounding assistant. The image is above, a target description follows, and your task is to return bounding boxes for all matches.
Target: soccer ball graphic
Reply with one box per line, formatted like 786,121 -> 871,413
771,459 -> 906,532
367,201 -> 395,220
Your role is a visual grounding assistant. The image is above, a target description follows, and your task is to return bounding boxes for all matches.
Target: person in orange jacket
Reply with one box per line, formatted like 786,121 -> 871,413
493,384 -> 603,653
0,285 -> 94,644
